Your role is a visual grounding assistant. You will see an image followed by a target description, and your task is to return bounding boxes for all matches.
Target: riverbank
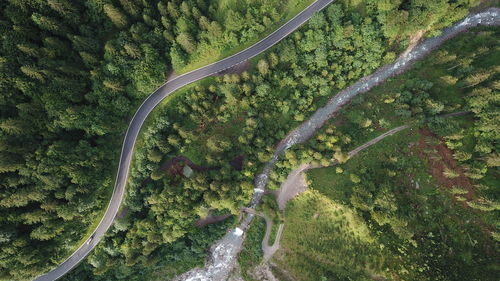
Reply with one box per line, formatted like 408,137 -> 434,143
174,8 -> 500,281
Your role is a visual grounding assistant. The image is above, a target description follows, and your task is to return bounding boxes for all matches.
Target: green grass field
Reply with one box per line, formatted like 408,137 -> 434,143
278,127 -> 497,280
276,189 -> 384,281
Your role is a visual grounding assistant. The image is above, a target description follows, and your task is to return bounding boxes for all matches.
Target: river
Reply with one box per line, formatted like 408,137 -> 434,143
173,8 -> 500,281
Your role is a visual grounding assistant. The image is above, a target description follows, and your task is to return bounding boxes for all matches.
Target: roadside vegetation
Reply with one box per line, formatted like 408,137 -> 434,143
174,0 -> 316,73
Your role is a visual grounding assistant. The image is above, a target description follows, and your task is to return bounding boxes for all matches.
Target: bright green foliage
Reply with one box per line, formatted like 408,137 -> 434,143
257,59 -> 269,75
365,0 -> 479,41
237,218 -> 265,280
103,4 -> 129,29
279,189 -> 380,280
303,129 -> 497,281
176,32 -> 197,54
1,0 -> 166,279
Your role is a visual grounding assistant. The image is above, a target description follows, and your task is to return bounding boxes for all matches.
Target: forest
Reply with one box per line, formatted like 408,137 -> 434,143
60,1 -> 490,280
0,0 -> 311,279
0,0 -> 493,280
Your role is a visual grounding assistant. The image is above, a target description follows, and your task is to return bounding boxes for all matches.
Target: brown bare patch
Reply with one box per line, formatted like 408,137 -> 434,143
166,70 -> 178,82
161,155 -> 220,177
115,206 -> 129,219
372,119 -> 385,131
402,30 -> 426,57
229,154 -> 245,171
416,128 -> 475,203
333,114 -> 345,127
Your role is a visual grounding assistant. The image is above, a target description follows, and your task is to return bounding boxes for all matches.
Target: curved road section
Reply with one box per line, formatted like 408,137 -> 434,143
33,1 -> 333,280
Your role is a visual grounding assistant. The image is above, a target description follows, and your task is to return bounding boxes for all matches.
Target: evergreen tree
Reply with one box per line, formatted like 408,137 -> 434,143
119,0 -> 140,18
176,32 -> 196,54
104,4 -> 129,29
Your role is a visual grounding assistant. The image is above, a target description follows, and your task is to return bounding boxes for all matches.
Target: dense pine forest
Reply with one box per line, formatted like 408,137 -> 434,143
0,0 -> 310,279
0,0 -> 493,280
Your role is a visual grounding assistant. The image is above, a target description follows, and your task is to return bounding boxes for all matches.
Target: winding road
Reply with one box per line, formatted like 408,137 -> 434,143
33,1 -> 334,280
33,3 -> 500,281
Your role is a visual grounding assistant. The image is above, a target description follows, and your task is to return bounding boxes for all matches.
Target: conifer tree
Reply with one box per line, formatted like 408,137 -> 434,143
104,4 -> 129,29
176,32 -> 196,54
119,0 -> 140,18
47,0 -> 79,19
31,13 -> 68,36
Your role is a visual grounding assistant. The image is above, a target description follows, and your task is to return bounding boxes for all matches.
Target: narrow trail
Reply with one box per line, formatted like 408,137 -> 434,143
174,9 -> 500,281
347,125 -> 410,158
271,115 -> 475,263
276,163 -> 311,210
241,208 -> 285,262
276,125 -> 410,211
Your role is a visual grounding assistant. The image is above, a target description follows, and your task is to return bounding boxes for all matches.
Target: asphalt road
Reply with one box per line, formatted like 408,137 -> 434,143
33,1 -> 334,280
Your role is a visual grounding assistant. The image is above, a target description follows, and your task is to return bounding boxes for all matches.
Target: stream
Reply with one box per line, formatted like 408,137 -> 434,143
173,8 -> 500,281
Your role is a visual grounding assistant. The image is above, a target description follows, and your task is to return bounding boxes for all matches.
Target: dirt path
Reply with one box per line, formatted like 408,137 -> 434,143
241,208 -> 284,262
276,163 -> 312,210
276,125 -> 410,210
270,117 -> 460,211
348,125 -> 410,158
439,111 -> 471,118
242,124 -> 412,276
267,119 -> 467,274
